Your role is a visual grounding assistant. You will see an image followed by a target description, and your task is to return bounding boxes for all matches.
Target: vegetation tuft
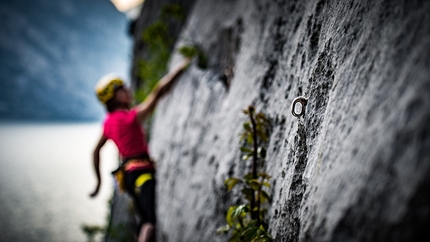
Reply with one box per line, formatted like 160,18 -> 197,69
136,3 -> 209,102
217,106 -> 273,242
81,197 -> 134,242
81,224 -> 104,242
178,44 -> 208,69
135,4 -> 186,102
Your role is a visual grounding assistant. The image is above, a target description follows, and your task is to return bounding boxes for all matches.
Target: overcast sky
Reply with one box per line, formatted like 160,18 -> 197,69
0,0 -> 132,121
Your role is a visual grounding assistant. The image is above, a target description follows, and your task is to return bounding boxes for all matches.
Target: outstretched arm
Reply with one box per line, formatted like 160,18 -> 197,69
135,58 -> 191,123
90,135 -> 108,198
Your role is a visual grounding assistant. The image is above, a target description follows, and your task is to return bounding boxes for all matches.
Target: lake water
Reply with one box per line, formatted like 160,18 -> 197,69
0,122 -> 119,242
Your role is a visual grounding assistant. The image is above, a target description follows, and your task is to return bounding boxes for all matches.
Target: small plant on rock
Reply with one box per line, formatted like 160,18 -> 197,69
178,44 -> 208,69
136,3 -> 186,102
81,224 -> 104,242
217,106 -> 273,242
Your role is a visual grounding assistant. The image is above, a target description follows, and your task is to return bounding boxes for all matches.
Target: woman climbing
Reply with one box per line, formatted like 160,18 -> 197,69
90,58 -> 190,242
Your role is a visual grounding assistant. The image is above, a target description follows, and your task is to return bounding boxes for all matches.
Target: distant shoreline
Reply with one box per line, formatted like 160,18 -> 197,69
0,119 -> 102,125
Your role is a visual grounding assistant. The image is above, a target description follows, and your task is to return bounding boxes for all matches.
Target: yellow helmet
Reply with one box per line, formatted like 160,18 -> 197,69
95,73 -> 125,103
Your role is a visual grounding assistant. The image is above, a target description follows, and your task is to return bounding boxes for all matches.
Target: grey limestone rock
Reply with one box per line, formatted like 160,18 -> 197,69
133,0 -> 430,241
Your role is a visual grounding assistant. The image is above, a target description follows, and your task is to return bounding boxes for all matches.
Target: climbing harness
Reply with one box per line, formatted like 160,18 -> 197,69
134,173 -> 153,194
111,155 -> 154,193
291,96 -> 308,118
112,167 -> 127,192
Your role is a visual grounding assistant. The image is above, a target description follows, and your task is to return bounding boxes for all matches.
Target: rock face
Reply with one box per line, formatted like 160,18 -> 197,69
130,0 -> 196,89
133,0 -> 430,241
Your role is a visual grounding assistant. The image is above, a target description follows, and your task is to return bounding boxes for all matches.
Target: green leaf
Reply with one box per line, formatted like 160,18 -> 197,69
259,225 -> 266,232
239,131 -> 248,142
260,190 -> 271,203
226,205 -> 249,228
226,206 -> 236,226
248,179 -> 261,191
224,178 -> 241,192
241,188 -> 254,202
246,133 -> 254,144
240,146 -> 253,154
230,228 -> 244,242
241,221 -> 259,241
216,225 -> 231,234
239,131 -> 253,145
242,154 -> 251,161
256,129 -> 268,142
243,122 -> 252,132
256,112 -> 268,123
257,172 -> 272,180
243,173 -> 254,181
252,230 -> 273,242
231,205 -> 248,219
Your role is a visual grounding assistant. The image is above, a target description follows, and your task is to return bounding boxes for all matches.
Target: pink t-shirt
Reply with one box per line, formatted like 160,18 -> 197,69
103,109 -> 149,158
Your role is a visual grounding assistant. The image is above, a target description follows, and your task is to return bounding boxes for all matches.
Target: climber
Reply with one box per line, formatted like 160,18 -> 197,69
90,58 -> 191,242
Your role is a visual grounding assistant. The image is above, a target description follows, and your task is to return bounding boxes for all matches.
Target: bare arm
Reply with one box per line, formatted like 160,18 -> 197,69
90,135 -> 108,198
135,58 -> 191,123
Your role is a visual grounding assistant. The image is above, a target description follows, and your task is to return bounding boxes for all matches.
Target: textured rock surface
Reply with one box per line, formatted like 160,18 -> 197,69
130,0 -> 196,88
133,0 -> 430,241
105,189 -> 135,242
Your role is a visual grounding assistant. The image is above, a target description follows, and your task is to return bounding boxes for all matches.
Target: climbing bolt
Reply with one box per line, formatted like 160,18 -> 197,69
291,96 -> 308,118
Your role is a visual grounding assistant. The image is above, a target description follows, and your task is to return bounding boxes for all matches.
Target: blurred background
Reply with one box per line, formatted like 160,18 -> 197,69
0,0 -> 134,121
0,0 -> 139,241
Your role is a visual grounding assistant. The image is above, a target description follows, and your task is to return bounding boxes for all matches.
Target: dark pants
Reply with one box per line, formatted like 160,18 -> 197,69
124,170 -> 156,225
